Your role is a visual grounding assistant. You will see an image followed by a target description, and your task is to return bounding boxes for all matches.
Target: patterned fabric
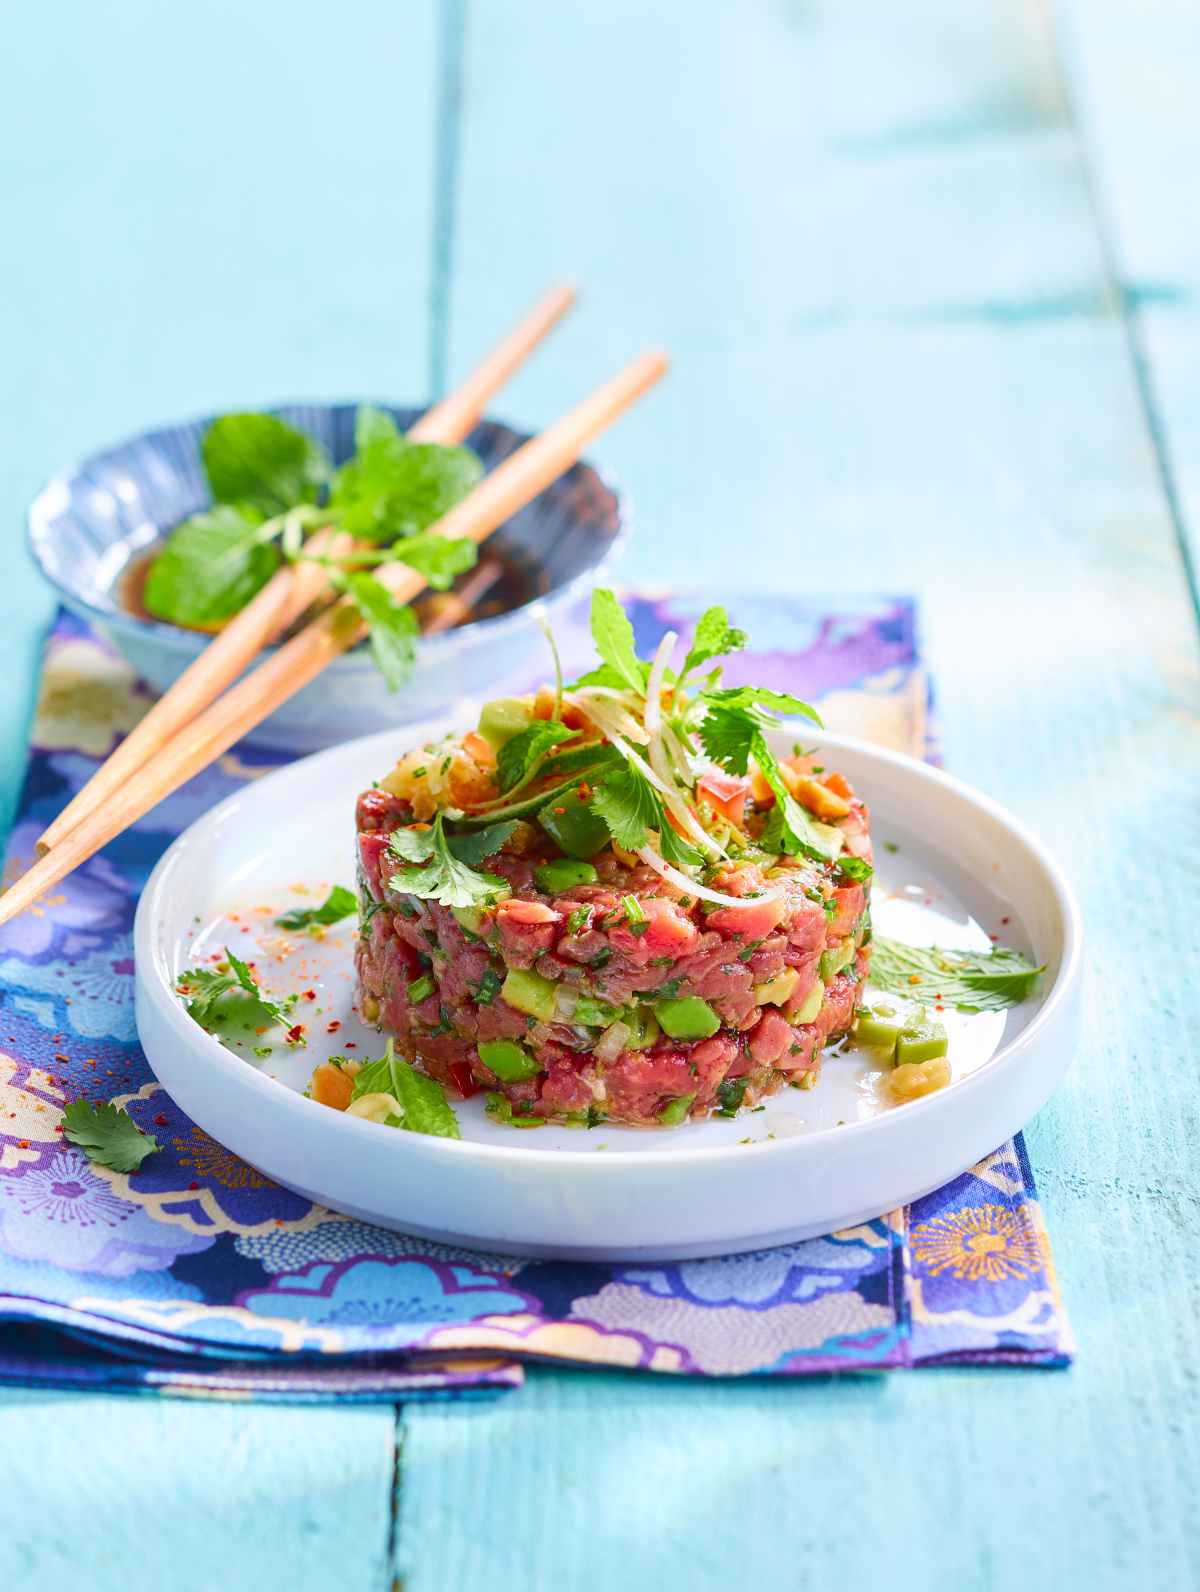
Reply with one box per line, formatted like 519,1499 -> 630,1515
0,596 -> 1072,1400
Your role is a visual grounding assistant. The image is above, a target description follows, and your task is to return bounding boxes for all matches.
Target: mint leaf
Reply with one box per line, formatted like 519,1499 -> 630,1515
350,1040 -> 461,1138
496,720 -> 575,792
329,406 -> 482,544
387,532 -> 478,591
387,814 -> 508,909
341,572 -> 420,691
836,857 -> 873,883
679,606 -> 747,681
62,1100 -> 159,1173
699,707 -> 840,862
588,589 -> 646,694
870,939 -> 1043,1012
275,884 -> 357,931
143,504 -> 280,627
202,412 -> 329,516
446,821 -> 520,865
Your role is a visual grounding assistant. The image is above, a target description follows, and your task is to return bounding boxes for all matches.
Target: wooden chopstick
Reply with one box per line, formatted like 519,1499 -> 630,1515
419,556 -> 505,635
35,281 -> 577,857
0,350 -> 668,924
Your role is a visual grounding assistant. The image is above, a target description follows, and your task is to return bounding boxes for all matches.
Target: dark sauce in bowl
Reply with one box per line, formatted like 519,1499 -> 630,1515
118,538 -> 545,638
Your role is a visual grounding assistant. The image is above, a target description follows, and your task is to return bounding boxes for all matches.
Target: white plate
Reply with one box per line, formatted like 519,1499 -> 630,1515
134,721 -> 1082,1260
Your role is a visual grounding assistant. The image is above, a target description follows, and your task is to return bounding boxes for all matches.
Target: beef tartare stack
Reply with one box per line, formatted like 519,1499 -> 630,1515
353,592 -> 873,1128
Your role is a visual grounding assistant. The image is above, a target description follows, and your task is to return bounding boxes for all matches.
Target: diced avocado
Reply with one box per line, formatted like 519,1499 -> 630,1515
854,1008 -> 906,1056
538,789 -> 611,859
478,1040 -> 541,1083
572,994 -> 621,1028
478,697 -> 533,750
534,858 -> 599,893
622,1007 -> 661,1050
499,968 -> 557,1023
793,982 -> 824,1025
818,939 -> 855,983
656,1092 -> 696,1126
895,1020 -> 949,1068
452,905 -> 487,939
655,996 -> 720,1040
753,967 -> 800,1007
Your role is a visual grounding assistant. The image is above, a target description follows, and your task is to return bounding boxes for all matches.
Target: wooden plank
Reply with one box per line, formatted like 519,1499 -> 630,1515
1055,0 -> 1200,603
403,3 -> 1200,1588
0,2 -> 442,1581
0,1387 -> 398,1591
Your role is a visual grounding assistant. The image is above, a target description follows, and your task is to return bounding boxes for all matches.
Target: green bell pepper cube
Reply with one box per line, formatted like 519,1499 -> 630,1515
477,1040 -> 541,1083
654,996 -> 720,1040
500,967 -> 558,1023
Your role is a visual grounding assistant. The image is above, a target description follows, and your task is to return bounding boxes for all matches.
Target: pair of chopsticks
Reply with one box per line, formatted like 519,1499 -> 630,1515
0,288 -> 668,925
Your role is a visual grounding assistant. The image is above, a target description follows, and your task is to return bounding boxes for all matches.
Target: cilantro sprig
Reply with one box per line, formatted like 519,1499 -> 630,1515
177,947 -> 290,1034
275,884 -> 357,932
869,939 -> 1044,1012
142,405 -> 482,686
387,814 -> 510,909
62,1100 -> 160,1172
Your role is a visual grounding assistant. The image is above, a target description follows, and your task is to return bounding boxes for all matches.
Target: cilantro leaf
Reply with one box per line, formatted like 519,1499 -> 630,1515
350,1039 -> 461,1138
340,572 -> 420,691
836,856 -> 873,883
496,720 -> 575,792
61,1100 -> 159,1173
870,939 -> 1044,1012
386,532 -> 478,591
446,820 -> 520,865
275,884 -> 358,931
679,606 -> 748,681
142,504 -> 280,628
591,766 -> 702,867
177,947 -> 288,1033
387,814 -> 508,908
590,766 -> 659,851
588,589 -> 647,694
202,412 -> 329,516
703,684 -> 821,723
328,406 -> 482,544
699,706 -> 841,862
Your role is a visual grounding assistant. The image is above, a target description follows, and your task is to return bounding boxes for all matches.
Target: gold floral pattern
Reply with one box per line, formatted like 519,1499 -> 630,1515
910,1203 -> 1040,1284
173,1130 -> 272,1191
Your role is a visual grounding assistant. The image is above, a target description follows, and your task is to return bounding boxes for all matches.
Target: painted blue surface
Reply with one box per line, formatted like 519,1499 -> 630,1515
2,3 -> 1199,1589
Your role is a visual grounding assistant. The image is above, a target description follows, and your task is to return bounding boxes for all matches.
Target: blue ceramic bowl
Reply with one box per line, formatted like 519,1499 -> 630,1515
27,403 -> 626,751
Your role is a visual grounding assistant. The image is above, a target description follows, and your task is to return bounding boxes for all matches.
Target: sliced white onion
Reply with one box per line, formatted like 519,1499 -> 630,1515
593,1020 -> 632,1063
553,987 -> 579,1022
609,732 -> 725,860
571,692 -> 651,746
643,631 -> 676,739
635,844 -> 782,909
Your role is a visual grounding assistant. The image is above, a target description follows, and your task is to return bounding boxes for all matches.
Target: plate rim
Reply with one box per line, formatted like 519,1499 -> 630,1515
134,719 -> 1083,1169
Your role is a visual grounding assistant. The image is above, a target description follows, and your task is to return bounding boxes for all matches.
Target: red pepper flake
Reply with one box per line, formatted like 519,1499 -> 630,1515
286,1024 -> 306,1045
989,933 -> 999,942
1000,916 -> 1010,926
577,782 -> 591,800
16,1140 -> 29,1150
84,1059 -> 97,1069
154,1113 -> 168,1127
54,1124 -> 64,1134
188,1181 -> 200,1191
344,1041 -> 357,1049
54,1052 -> 70,1063
302,989 -> 317,1002
326,1019 -> 342,1034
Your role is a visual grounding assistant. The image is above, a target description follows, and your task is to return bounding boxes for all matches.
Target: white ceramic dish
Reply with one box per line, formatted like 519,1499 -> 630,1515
134,720 -> 1082,1261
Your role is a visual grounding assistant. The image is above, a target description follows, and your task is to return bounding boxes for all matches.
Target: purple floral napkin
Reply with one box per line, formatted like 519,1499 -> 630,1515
0,594 -> 1072,1400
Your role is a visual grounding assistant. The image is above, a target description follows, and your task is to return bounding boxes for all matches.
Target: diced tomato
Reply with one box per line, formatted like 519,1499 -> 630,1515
448,1061 -> 479,1099
706,894 -> 788,940
697,770 -> 750,826
462,731 -> 497,769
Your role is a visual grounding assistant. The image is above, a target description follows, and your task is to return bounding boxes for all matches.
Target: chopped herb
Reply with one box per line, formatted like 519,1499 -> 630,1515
835,857 -> 873,884
473,967 -> 502,1005
621,894 -> 649,935
870,938 -> 1044,1012
566,905 -> 592,936
252,1045 -> 273,1058
61,1100 -> 159,1173
359,896 -> 387,939
275,883 -> 357,931
882,840 -> 900,854
406,973 -> 436,1004
716,1076 -> 748,1117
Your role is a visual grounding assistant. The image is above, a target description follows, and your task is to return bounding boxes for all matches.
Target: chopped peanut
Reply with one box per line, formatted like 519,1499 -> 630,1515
462,730 -> 497,769
311,1063 -> 354,1112
888,1057 -> 952,1101
346,1091 -> 401,1123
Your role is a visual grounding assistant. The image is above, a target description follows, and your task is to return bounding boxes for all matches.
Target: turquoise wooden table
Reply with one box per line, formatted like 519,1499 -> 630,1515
2,3 -> 1198,1587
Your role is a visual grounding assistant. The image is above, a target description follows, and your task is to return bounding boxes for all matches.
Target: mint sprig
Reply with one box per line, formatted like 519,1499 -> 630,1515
350,1039 -> 461,1138
870,939 -> 1044,1012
